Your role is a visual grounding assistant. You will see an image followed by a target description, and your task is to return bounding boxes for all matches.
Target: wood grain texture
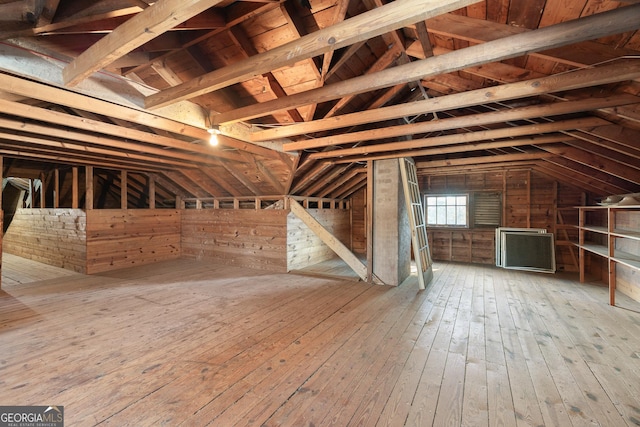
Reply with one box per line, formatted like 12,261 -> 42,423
85,209 -> 181,274
3,208 -> 87,273
181,209 -> 289,272
2,258 -> 638,425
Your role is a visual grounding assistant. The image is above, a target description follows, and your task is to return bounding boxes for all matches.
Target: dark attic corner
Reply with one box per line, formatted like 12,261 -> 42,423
0,0 -> 639,425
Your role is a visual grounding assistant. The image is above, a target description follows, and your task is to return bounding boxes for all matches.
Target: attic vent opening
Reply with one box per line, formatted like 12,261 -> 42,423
473,192 -> 501,227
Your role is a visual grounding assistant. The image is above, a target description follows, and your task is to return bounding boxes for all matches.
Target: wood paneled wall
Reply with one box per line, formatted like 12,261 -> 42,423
287,208 -> 351,271
420,169 -> 583,270
428,229 -> 495,265
181,209 -> 289,272
86,210 -> 181,274
3,208 -> 87,272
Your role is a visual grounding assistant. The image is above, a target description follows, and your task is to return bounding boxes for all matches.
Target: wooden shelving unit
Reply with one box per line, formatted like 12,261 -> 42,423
576,205 -> 640,306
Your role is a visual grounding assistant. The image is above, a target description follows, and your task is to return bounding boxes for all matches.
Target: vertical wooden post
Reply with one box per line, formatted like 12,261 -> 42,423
148,175 -> 155,209
29,179 -> 34,208
608,208 -> 616,306
72,167 -> 79,209
175,195 -> 182,209
121,170 -> 128,209
526,169 -> 531,228
0,155 -> 2,289
39,172 -> 46,208
53,169 -> 59,208
85,166 -> 93,210
0,155 -> 3,209
502,171 -> 507,227
366,160 -> 373,283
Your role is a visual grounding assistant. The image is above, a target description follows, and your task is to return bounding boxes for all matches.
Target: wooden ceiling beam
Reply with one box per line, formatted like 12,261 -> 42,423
332,134 -> 570,164
218,160 -> 263,196
252,60 -> 640,141
317,166 -> 366,198
285,95 -> 636,151
424,12 -> 640,70
331,173 -> 367,199
227,25 -> 304,124
291,161 -> 334,194
564,130 -> 640,161
532,164 -> 618,196
0,130 -> 195,170
63,0 -> 226,86
417,151 -> 555,169
0,73 -> 239,155
145,0 -> 481,109
307,117 -> 608,160
180,169 -> 227,197
163,170 -> 210,198
539,157 -> 634,194
302,165 -> 351,197
0,99 -> 239,165
215,6 -> 640,124
0,145 -> 163,172
417,162 -> 539,176
199,166 -> 244,197
537,144 -> 640,186
323,44 -> 403,119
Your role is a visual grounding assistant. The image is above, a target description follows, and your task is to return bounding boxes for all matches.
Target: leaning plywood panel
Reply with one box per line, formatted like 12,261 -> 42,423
86,209 -> 181,274
3,208 -> 87,273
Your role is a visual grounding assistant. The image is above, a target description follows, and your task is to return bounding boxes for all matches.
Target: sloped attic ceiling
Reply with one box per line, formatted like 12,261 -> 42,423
0,0 -> 638,203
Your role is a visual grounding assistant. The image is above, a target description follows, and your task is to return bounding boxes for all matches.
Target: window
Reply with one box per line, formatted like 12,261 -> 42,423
425,195 -> 468,227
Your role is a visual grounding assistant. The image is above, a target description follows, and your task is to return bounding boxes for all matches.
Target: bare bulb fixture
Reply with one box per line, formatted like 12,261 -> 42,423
208,127 -> 220,146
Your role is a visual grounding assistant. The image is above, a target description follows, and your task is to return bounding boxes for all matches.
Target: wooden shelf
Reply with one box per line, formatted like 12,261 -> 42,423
611,228 -> 640,241
582,225 -> 608,235
613,250 -> 640,270
576,205 -> 640,306
577,243 -> 608,257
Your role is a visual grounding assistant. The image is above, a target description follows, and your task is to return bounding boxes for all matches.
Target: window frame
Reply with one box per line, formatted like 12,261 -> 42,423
424,194 -> 470,228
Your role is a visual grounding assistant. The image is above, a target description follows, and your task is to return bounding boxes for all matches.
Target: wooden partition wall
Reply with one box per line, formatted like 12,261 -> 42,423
3,208 -> 87,272
85,209 -> 181,274
181,206 -> 351,273
3,208 -> 181,274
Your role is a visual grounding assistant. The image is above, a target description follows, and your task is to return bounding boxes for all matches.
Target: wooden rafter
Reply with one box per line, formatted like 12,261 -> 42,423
213,5 -> 640,124
283,95 -> 638,151
63,0 -> 227,86
145,0 -> 481,109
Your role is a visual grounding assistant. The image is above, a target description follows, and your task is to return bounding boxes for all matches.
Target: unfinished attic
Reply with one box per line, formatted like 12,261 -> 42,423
0,0 -> 640,425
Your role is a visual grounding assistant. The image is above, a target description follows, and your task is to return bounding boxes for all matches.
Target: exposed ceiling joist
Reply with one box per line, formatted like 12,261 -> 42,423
144,0 -> 481,109
63,0 -> 226,86
213,5 -> 640,124
253,60 -> 640,141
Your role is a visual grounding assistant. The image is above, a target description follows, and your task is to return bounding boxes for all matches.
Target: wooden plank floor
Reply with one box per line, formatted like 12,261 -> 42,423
1,257 -> 640,426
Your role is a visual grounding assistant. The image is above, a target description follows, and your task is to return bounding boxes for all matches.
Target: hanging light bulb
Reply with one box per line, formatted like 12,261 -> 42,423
208,126 -> 220,146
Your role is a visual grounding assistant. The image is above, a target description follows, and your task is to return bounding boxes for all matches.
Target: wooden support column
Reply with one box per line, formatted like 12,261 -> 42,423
29,179 -> 34,208
39,172 -> 46,208
121,170 -> 128,209
372,159 -> 411,286
0,155 -> 3,290
366,161 -> 374,283
148,175 -> 155,209
53,169 -> 59,208
85,166 -> 94,210
72,167 -> 79,209
526,169 -> 531,228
